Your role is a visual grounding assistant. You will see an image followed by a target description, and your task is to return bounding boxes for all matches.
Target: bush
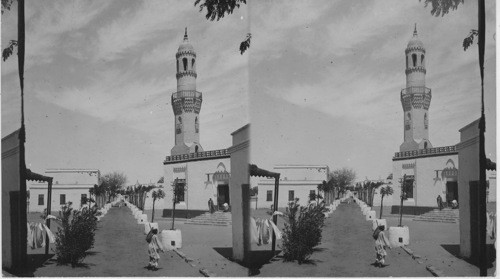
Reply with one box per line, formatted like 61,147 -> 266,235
55,202 -> 99,266
280,198 -> 328,264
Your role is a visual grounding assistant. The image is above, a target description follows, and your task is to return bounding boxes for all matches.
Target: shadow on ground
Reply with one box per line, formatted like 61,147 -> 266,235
441,244 -> 496,268
213,247 -> 283,276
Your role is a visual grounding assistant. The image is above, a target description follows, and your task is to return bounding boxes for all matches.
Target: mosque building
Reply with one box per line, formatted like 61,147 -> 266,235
162,29 -> 234,217
391,25 -> 459,214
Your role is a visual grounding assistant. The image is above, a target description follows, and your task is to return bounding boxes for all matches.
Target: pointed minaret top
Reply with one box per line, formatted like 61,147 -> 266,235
413,23 -> 418,37
184,27 -> 188,41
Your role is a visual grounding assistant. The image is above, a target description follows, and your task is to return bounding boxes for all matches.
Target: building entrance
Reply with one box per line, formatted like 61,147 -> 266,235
217,184 -> 230,207
446,181 -> 458,204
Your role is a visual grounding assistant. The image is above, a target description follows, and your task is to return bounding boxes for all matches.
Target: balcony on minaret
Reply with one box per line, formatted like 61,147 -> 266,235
400,86 -> 431,111
401,86 -> 431,95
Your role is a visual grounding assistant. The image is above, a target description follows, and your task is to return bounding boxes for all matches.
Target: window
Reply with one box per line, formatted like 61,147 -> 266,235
424,113 -> 428,129
176,116 -> 182,134
267,190 -> 273,201
412,54 -> 417,67
176,60 -> 179,72
195,117 -> 199,133
182,58 -> 188,71
60,194 -> 66,205
309,190 -> 316,201
38,194 -> 44,206
288,190 -> 295,201
424,142 -> 428,149
195,145 -> 199,153
191,58 -> 195,69
406,55 -> 408,68
175,182 -> 185,203
404,178 -> 414,199
421,54 -> 424,65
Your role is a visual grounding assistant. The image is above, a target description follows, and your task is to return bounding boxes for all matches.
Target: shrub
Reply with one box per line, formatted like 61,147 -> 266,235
55,202 -> 99,266
280,198 -> 328,264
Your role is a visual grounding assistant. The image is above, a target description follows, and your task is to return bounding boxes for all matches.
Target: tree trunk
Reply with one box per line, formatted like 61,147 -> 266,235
171,200 -> 176,230
379,195 -> 384,219
151,199 -> 156,223
399,196 -> 403,227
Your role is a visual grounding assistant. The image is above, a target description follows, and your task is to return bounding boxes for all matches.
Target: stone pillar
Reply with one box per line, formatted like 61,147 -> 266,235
457,118 -> 480,259
229,125 -> 250,262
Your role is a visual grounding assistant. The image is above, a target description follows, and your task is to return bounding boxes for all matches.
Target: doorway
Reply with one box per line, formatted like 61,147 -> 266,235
446,181 -> 458,204
217,184 -> 230,207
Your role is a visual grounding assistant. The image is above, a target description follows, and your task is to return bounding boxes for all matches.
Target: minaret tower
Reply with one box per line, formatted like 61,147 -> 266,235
171,28 -> 203,156
400,24 -> 432,152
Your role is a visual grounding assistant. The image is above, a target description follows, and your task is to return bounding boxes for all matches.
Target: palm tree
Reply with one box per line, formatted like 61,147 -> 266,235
379,186 -> 394,219
151,189 -> 165,223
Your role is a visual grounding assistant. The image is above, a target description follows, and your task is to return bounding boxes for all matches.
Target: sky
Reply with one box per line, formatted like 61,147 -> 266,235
1,0 -> 249,184
249,0 -> 496,181
1,0 -> 497,186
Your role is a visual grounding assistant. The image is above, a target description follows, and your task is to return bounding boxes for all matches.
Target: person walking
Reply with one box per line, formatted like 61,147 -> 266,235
373,225 -> 391,267
147,228 -> 165,271
437,195 -> 443,211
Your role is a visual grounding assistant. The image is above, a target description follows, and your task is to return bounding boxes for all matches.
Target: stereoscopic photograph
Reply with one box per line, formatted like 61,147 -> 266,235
1,0 -> 496,277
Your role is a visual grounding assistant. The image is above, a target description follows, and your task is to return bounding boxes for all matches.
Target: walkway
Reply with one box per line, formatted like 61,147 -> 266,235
256,202 -> 431,277
33,206 -> 200,277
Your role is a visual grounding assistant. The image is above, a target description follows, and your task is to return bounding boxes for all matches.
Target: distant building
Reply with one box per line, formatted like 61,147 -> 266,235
29,169 -> 99,212
256,165 -> 329,209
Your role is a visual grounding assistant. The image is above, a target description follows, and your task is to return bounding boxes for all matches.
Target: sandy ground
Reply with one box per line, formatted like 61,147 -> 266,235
30,206 -> 201,277
24,201 -> 496,277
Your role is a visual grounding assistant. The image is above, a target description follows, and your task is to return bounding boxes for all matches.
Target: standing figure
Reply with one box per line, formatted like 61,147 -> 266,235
147,228 -> 165,271
208,198 -> 214,214
373,225 -> 391,267
437,195 -> 443,211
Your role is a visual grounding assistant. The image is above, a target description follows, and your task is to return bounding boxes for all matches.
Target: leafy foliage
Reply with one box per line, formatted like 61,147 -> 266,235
239,33 -> 251,55
100,171 -> 127,202
1,0 -> 14,14
2,40 -> 17,61
330,168 -> 356,199
280,198 -> 328,264
151,188 -> 166,223
379,185 -> 394,219
194,0 -> 251,54
194,0 -> 246,21
55,202 -> 99,267
419,0 -> 464,17
463,29 -> 478,51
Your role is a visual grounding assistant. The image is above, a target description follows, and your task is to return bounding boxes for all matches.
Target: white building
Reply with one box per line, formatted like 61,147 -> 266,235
256,165 -> 329,209
161,30 -> 245,218
29,169 -> 99,212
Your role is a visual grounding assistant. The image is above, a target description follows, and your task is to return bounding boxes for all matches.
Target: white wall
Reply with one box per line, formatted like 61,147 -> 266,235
392,153 -> 458,207
29,184 -> 92,212
257,180 -> 323,209
162,157 -> 231,211
2,130 -> 21,269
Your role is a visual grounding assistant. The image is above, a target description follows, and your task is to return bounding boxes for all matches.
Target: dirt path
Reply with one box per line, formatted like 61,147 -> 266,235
33,206 -> 200,277
256,202 -> 431,277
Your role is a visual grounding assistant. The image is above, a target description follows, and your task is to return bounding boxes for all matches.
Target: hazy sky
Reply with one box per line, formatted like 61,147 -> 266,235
1,1 -> 496,185
2,0 -> 249,184
249,0 -> 496,181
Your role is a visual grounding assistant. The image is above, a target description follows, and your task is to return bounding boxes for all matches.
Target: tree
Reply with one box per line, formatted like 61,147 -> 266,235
379,186 -> 394,219
330,168 -> 356,199
398,174 -> 413,227
171,179 -> 186,230
151,189 -> 165,223
365,181 -> 384,207
194,0 -> 251,54
100,171 -> 127,203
